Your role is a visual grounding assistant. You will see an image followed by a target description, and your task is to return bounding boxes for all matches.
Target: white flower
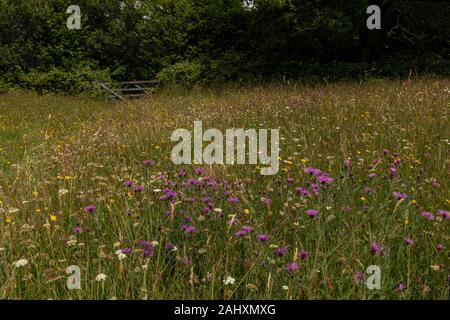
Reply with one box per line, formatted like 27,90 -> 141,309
8,207 -> 19,214
151,240 -> 159,246
223,276 -> 236,285
153,189 -> 161,193
58,189 -> 69,196
117,253 -> 127,261
95,273 -> 107,282
14,259 -> 29,268
282,285 -> 289,290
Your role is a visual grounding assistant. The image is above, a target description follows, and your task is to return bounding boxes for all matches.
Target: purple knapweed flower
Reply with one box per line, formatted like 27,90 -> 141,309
286,261 -> 299,272
165,241 -> 175,251
421,211 -> 434,221
262,197 -> 272,205
317,175 -> 334,184
437,210 -> 449,219
396,282 -> 405,292
134,185 -> 145,193
370,242 -> 381,256
392,192 -> 407,200
299,248 -> 309,260
404,238 -> 414,246
274,247 -> 287,257
354,271 -> 365,284
121,248 -> 132,255
306,209 -> 319,218
287,177 -> 294,185
83,205 -> 96,213
304,167 -> 322,176
143,160 -> 155,165
295,187 -> 310,196
242,225 -> 253,233
437,244 -> 445,252
228,196 -> 239,204
389,166 -> 397,176
343,159 -> 351,169
256,234 -> 269,242
124,180 -> 133,187
368,172 -> 377,179
73,225 -> 83,234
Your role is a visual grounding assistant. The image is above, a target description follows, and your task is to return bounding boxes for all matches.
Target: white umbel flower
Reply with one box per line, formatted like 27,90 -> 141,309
95,273 -> 107,282
223,276 -> 236,285
14,259 -> 29,268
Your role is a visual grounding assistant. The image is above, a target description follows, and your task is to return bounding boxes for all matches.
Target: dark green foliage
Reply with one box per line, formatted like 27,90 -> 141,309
0,0 -> 449,93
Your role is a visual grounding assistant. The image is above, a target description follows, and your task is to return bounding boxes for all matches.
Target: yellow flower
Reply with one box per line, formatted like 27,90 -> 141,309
411,199 -> 417,205
32,191 -> 38,197
243,208 -> 250,215
50,215 -> 57,222
301,158 -> 308,164
360,196 -> 366,202
5,217 -> 12,223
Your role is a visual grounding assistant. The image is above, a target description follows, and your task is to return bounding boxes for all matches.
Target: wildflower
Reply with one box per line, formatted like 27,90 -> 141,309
256,234 -> 269,242
181,224 -> 196,234
274,247 -> 287,257
243,208 -> 250,215
262,197 -> 272,205
306,209 -> 319,218
143,160 -> 155,165
95,273 -> 107,282
124,180 -> 133,187
282,285 -> 289,290
343,159 -> 351,169
437,244 -> 445,252
354,271 -> 365,284
287,177 -> 294,185
316,175 -> 334,184
295,187 -> 310,196
421,211 -> 434,221
50,214 -> 57,222
370,242 -> 381,256
165,242 -> 175,251
389,167 -> 397,176
83,205 -> 96,213
58,189 -> 69,196
8,208 -> 19,214
228,196 -> 239,204
14,259 -> 29,268
223,276 -> 236,285
299,248 -> 309,260
396,282 -> 406,292
286,261 -> 299,272
437,210 -> 449,219
392,192 -> 407,200
368,172 -> 376,179
404,238 -> 414,246
73,225 -> 83,234
304,167 -> 322,176
134,185 -> 145,193
121,248 -> 132,255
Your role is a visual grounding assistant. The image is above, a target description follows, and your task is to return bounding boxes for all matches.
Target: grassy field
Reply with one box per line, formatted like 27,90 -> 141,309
0,78 -> 448,300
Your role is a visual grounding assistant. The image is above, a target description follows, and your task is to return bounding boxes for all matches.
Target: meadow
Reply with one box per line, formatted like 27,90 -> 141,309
0,78 -> 448,300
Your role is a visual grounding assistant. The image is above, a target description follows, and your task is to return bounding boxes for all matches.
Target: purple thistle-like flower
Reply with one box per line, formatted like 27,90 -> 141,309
437,210 -> 449,219
143,160 -> 155,165
274,247 -> 287,257
396,282 -> 405,292
368,172 -> 377,179
165,241 -> 175,251
404,238 -> 414,246
256,234 -> 269,242
83,205 -> 96,213
228,196 -> 239,204
299,248 -> 309,260
437,244 -> 445,252
286,261 -> 299,272
370,242 -> 381,256
354,271 -> 365,284
287,177 -> 294,185
124,180 -> 133,187
392,192 -> 407,200
195,167 -> 205,175
121,248 -> 132,255
72,225 -> 83,234
183,225 -> 196,234
304,167 -> 322,176
343,159 -> 351,169
317,174 -> 333,184
235,230 -> 247,237
421,211 -> 434,221
242,225 -> 253,233
306,209 -> 319,218
363,186 -> 373,194
160,188 -> 177,200
383,149 -> 389,156
134,185 -> 145,193
177,168 -> 185,177
295,187 -> 310,196
389,166 -> 397,176
262,197 -> 272,205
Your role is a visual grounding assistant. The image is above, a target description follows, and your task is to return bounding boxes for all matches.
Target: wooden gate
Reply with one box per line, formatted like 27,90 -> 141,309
94,80 -> 159,101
